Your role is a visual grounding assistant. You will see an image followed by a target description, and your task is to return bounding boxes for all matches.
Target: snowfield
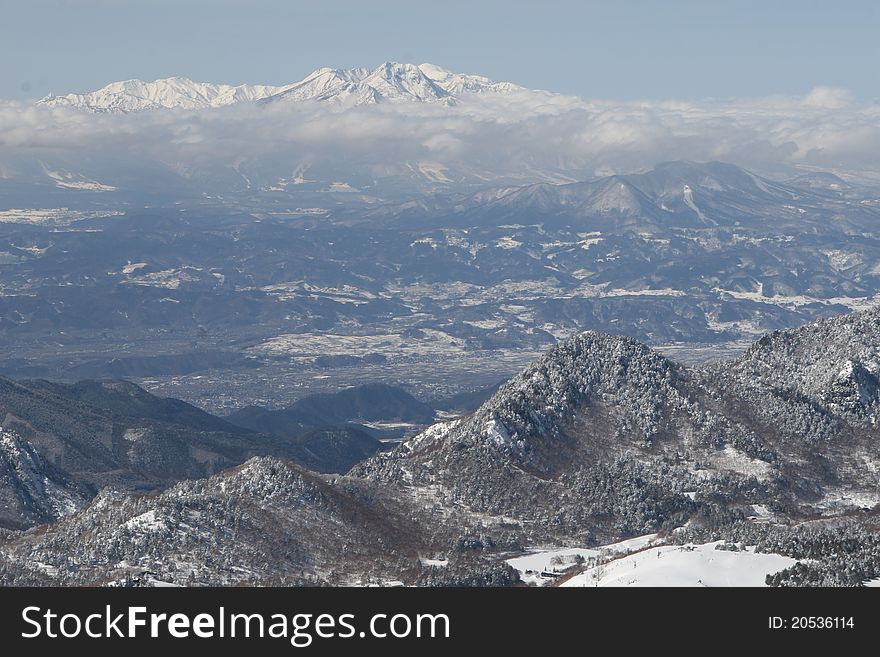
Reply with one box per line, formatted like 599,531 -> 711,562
508,536 -> 801,587
560,542 -> 799,588
507,535 -> 659,586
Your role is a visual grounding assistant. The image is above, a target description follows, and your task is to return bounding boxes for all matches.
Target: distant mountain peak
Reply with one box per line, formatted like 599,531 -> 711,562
35,76 -> 294,112
265,61 -> 520,107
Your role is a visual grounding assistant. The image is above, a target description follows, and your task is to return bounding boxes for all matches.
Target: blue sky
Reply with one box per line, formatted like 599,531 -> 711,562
1,0 -> 878,102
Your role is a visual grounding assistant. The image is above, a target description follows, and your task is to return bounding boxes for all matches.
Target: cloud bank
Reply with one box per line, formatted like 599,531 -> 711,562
2,86 -> 880,195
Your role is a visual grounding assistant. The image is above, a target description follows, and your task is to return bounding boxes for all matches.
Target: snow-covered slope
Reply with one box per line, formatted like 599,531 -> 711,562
354,306 -> 880,543
5,307 -> 880,585
418,62 -> 523,95
257,66 -> 373,105
722,309 -> 880,427
37,63 -> 525,112
0,457 -> 421,586
0,428 -> 86,529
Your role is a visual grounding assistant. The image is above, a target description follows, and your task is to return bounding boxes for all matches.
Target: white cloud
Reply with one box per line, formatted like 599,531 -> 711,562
802,86 -> 855,109
2,86 -> 880,193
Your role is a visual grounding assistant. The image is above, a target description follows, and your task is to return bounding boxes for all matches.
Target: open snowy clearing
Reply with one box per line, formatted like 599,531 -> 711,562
560,541 -> 799,587
507,535 -> 659,586
509,536 -> 801,587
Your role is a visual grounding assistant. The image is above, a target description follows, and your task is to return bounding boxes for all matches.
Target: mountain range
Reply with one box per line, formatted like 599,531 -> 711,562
7,62 -> 880,588
36,62 -> 526,112
0,378 -> 451,529
2,159 -> 880,425
3,305 -> 880,585
0,62 -> 577,202
5,62 -> 873,207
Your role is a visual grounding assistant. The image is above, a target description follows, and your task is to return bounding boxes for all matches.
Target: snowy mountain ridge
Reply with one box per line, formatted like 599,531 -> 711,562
36,77 -> 292,112
5,306 -> 880,585
36,62 -> 526,112
353,303 -> 880,544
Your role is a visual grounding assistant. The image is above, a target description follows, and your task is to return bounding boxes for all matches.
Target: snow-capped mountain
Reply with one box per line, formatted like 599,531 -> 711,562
6,306 -> 880,585
380,161 -> 811,227
353,304 -> 880,542
37,77 -> 292,112
417,62 -> 522,96
266,61 -> 523,105
718,309 -> 880,431
0,456 -> 424,585
36,62 -> 525,112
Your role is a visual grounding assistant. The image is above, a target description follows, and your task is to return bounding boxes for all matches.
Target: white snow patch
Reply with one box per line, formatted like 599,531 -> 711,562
123,428 -> 149,442
0,208 -> 123,225
324,182 -> 359,193
484,418 -> 512,446
420,558 -> 449,567
712,287 -> 875,311
122,510 -> 167,533
816,489 -> 880,511
45,169 -> 116,191
416,162 -> 452,182
682,185 -> 715,225
495,236 -> 522,250
122,262 -> 148,274
405,420 -> 460,452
